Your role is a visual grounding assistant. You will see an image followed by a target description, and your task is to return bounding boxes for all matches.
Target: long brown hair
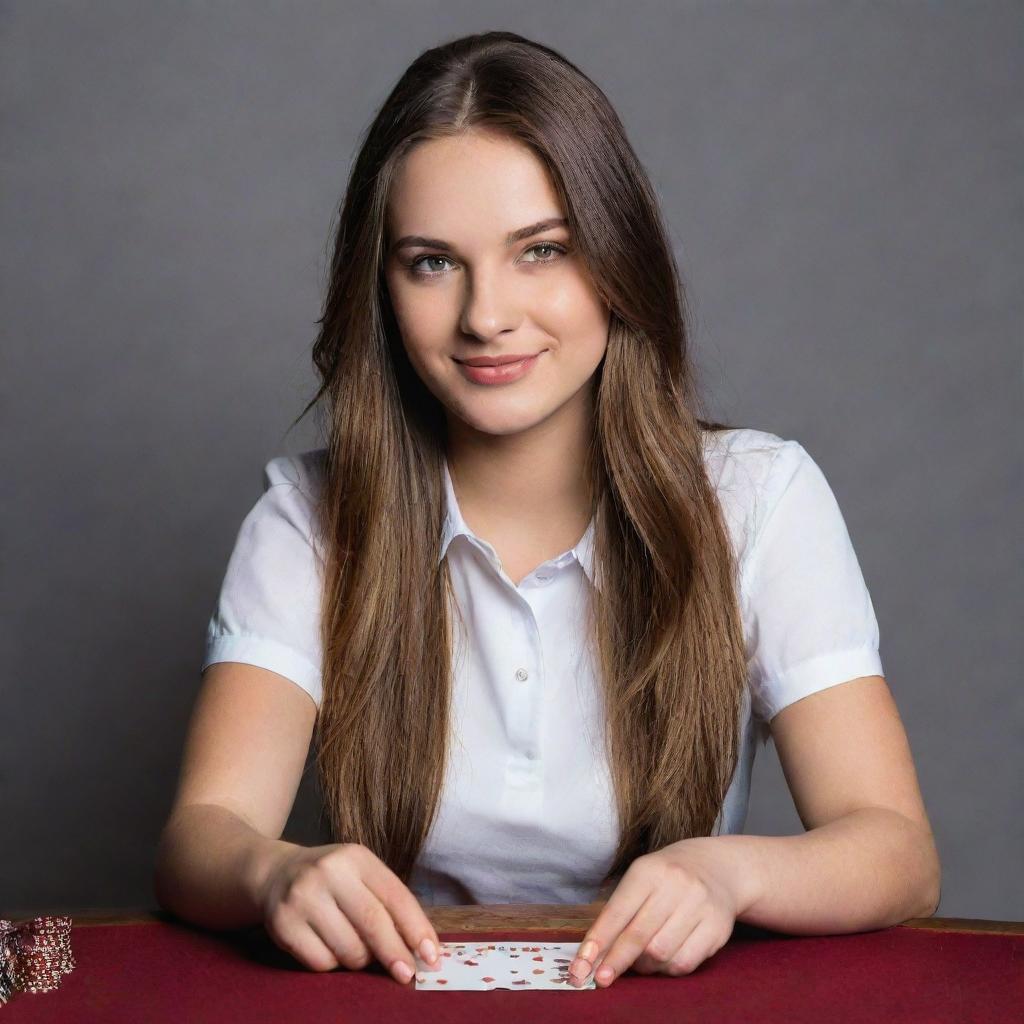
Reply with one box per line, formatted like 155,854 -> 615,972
292,30 -> 747,890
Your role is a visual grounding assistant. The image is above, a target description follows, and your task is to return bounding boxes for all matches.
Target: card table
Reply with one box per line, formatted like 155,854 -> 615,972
2,904 -> 1020,1022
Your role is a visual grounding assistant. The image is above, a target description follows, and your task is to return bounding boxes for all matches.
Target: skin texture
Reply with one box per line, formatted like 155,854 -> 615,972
384,129 -> 611,581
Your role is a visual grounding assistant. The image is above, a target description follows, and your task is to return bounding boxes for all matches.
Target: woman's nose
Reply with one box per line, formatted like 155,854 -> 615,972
458,265 -> 522,340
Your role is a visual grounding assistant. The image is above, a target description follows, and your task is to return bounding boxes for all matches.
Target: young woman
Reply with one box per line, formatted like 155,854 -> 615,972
154,30 -> 940,990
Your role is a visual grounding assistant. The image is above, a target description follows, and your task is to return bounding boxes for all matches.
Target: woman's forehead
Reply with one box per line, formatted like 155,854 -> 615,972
388,134 -> 561,234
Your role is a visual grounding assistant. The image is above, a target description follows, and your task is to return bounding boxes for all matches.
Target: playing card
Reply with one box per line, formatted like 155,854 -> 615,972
413,941 -> 596,991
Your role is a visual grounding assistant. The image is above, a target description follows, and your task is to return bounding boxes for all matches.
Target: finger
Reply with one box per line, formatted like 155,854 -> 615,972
570,858 -> 673,981
357,848 -> 443,971
313,848 -> 413,980
571,866 -> 649,971
269,908 -> 363,973
324,879 -> 417,984
302,897 -> 372,971
576,889 -> 673,988
632,904 -> 701,973
663,915 -> 725,976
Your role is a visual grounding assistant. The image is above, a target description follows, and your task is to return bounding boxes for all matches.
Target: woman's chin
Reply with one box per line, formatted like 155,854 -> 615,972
448,406 -> 549,439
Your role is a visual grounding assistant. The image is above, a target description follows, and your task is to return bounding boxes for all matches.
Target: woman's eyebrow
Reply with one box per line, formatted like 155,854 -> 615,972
390,217 -> 569,254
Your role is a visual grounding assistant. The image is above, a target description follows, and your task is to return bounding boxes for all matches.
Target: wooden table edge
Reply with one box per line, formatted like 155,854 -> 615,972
10,907 -> 1024,936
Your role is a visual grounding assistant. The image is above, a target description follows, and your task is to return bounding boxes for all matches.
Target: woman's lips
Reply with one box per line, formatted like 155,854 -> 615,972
455,351 -> 543,385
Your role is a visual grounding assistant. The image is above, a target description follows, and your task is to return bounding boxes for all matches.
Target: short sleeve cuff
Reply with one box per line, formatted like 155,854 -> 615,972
202,634 -> 322,708
754,646 -> 884,723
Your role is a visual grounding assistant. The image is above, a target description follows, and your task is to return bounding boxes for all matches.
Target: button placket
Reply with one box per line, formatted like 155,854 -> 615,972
503,599 -> 544,779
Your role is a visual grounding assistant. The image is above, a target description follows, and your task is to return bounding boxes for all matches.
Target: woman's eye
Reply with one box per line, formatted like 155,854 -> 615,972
409,255 -> 455,276
521,242 -> 567,263
408,242 -> 567,278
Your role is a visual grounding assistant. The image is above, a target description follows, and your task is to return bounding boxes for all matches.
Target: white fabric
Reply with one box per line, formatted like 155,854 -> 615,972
201,427 -> 883,905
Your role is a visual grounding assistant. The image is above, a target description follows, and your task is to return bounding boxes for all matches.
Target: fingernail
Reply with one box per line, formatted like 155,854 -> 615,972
392,960 -> 413,984
419,938 -> 438,964
597,965 -> 614,983
579,940 -> 598,962
570,958 -> 590,980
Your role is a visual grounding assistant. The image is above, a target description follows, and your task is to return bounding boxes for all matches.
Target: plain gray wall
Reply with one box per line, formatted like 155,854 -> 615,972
3,3 -> 1021,920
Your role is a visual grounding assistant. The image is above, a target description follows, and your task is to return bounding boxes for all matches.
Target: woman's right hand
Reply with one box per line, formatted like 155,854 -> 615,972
254,840 -> 442,985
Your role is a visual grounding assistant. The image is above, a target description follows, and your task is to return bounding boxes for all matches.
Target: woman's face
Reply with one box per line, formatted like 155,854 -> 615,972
384,130 -> 610,440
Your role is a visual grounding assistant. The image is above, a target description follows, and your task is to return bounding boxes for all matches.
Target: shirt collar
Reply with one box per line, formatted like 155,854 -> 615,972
438,456 -> 599,590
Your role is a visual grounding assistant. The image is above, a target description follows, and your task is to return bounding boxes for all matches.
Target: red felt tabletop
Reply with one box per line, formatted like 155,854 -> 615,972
2,918 -> 1022,1023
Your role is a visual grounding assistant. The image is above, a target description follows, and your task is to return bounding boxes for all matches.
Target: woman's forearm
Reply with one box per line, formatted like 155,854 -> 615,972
709,807 -> 941,935
152,802 -> 299,930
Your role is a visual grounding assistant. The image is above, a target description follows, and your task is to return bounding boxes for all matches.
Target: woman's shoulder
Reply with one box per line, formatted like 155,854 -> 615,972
702,424 -> 793,455
262,448 -> 328,502
702,425 -> 799,485
253,449 -> 329,562
701,425 -> 806,564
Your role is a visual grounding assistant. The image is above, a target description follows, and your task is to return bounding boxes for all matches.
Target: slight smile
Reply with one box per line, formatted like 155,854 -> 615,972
454,351 -> 545,385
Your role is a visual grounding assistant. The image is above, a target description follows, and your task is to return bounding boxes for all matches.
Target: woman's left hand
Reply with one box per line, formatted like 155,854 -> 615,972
568,836 -> 758,987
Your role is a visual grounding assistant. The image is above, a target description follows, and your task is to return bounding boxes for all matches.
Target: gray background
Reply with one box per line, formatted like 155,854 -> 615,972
3,2 -> 1021,920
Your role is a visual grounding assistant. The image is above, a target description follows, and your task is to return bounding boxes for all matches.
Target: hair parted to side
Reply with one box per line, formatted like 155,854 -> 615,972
291,29 -> 749,891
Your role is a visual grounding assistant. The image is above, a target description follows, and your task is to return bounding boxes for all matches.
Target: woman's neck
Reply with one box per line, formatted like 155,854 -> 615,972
444,408 -> 594,546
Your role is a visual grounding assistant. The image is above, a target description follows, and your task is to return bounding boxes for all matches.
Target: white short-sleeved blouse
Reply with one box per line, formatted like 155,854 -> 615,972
201,428 -> 883,905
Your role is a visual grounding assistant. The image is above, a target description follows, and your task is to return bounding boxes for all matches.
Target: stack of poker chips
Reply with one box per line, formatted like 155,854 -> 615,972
0,915 -> 75,1005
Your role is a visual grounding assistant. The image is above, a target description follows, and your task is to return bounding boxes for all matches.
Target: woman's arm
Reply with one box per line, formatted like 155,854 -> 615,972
568,674 -> 940,986
154,802 -> 301,929
719,673 -> 941,933
152,661 -> 318,928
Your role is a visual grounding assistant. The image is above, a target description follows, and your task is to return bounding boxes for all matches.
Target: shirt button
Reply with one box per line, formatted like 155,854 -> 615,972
514,668 -> 529,682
